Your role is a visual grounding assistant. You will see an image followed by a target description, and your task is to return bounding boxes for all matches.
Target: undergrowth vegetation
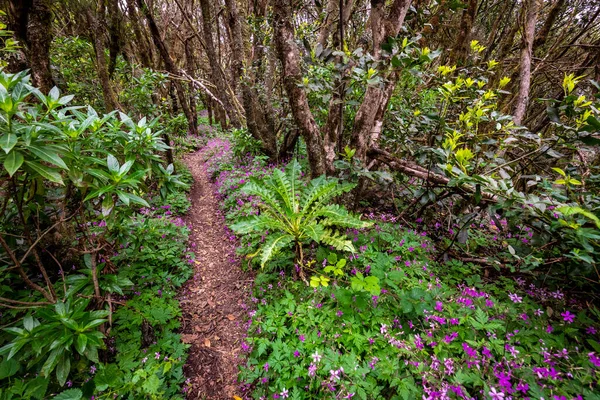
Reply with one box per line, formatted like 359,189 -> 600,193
202,138 -> 600,399
0,64 -> 194,399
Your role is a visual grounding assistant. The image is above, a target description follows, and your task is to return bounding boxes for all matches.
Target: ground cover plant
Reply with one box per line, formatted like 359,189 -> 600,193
202,138 -> 600,399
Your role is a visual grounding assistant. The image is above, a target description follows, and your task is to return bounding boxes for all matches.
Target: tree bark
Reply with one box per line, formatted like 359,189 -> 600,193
513,0 -> 538,126
449,0 -> 478,65
136,0 -> 198,136
107,0 -> 121,77
7,0 -> 55,92
125,0 -> 153,68
272,0 -> 327,177
533,0 -> 565,50
87,1 -> 120,112
349,0 -> 412,163
199,0 -> 241,128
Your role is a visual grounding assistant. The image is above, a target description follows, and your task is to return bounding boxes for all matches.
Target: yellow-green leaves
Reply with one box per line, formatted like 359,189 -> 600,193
487,59 -> 499,70
310,275 -> 330,288
552,167 -> 581,187
438,65 -> 456,76
470,40 -> 486,53
562,73 -> 584,95
498,77 -> 511,89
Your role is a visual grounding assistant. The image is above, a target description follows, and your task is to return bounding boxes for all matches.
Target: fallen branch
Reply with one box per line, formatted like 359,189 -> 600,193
367,147 -> 498,202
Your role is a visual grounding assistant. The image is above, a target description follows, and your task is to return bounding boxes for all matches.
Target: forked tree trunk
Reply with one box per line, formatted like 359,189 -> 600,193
349,0 -> 412,163
125,0 -> 153,68
513,0 -> 538,125
225,0 -> 276,157
273,0 -> 327,177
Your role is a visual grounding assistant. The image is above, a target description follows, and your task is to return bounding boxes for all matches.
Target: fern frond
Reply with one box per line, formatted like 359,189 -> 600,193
316,204 -> 373,229
259,233 -> 295,268
230,215 -> 287,235
301,179 -> 356,219
266,168 -> 295,215
301,223 -> 325,243
320,229 -> 355,252
242,181 -> 289,220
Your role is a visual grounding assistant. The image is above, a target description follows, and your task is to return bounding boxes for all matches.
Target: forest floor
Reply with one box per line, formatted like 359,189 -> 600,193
178,149 -> 251,399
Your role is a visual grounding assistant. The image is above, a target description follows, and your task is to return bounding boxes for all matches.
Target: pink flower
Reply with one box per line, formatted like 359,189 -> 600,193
561,310 -> 575,323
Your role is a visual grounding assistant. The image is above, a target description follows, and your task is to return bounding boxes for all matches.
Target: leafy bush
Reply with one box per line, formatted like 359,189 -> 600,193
0,66 -> 190,398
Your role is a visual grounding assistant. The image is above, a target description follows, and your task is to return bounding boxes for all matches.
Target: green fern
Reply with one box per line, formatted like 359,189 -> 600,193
230,160 -> 372,270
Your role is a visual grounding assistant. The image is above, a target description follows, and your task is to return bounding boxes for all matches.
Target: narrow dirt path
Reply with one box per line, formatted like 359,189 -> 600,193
179,150 -> 250,399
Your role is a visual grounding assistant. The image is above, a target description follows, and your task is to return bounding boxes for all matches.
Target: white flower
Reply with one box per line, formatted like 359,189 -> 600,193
311,351 -> 322,363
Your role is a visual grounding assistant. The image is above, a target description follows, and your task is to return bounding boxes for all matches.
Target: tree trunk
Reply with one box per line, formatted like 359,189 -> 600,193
272,0 -> 327,177
225,0 -> 277,157
136,0 -> 198,136
87,1 -> 120,112
533,0 -> 565,50
199,0 -> 241,128
107,0 -> 121,77
349,0 -> 412,163
449,0 -> 478,65
184,38 -> 198,133
8,0 -> 55,92
513,0 -> 538,126
125,0 -> 153,68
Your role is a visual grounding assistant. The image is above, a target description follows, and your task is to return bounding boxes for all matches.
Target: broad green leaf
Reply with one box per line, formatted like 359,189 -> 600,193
25,160 -> 64,184
53,388 -> 83,400
0,132 -> 17,153
0,358 -> 19,379
56,355 -> 70,386
28,145 -> 68,169
75,334 -> 87,355
3,150 -> 23,176
106,154 -> 119,174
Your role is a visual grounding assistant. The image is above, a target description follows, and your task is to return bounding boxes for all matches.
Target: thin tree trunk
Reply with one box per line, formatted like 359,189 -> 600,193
513,0 -> 538,125
125,0 -> 152,68
136,0 -> 198,136
184,38 -> 198,133
449,0 -> 478,65
87,1 -> 120,112
533,0 -> 565,50
107,0 -> 121,77
199,0 -> 241,128
13,0 -> 55,92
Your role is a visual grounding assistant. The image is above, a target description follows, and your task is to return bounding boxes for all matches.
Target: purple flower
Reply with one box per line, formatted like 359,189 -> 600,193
434,301 -> 443,312
264,362 -> 269,371
589,352 -> 600,368
587,326 -> 597,335
280,388 -> 289,398
561,310 -> 575,323
299,334 -> 305,342
308,363 -> 317,377
90,365 -> 97,374
508,293 -> 522,303
155,352 -> 160,360
293,350 -> 300,357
